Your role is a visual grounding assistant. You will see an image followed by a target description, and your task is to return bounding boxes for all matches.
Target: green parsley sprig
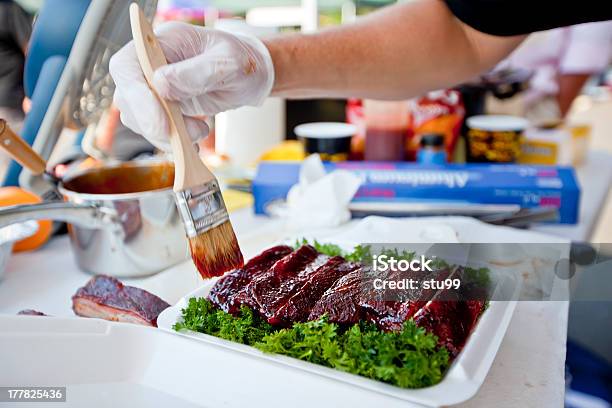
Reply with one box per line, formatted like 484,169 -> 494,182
174,298 -> 449,388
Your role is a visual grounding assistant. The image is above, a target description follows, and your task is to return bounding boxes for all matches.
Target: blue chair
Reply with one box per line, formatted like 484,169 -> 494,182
3,0 -> 91,186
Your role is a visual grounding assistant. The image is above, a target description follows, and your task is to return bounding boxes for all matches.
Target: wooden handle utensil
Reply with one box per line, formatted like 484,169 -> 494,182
129,3 -> 244,279
0,119 -> 46,176
129,4 -> 214,191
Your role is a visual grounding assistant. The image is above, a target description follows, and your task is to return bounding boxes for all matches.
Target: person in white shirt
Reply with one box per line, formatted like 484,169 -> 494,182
491,21 -> 612,124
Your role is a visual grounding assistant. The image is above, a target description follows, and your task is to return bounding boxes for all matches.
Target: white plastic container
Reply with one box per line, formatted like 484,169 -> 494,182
295,122 -> 357,161
0,221 -> 37,281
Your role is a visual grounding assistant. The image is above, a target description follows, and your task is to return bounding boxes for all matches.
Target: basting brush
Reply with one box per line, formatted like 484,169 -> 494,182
129,3 -> 243,278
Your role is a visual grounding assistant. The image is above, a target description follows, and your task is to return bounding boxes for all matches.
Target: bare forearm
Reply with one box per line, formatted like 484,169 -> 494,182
265,0 -> 524,99
557,74 -> 590,116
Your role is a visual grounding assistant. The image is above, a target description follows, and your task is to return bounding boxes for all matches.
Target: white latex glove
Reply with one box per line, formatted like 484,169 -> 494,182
109,21 -> 275,151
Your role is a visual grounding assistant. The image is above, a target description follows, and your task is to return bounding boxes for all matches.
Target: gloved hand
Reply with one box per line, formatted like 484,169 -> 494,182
109,22 -> 275,151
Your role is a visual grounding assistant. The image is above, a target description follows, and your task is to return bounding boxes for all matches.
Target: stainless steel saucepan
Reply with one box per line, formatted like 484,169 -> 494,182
0,161 -> 189,277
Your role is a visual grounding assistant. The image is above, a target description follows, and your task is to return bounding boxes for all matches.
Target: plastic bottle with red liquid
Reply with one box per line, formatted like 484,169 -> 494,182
363,100 -> 410,161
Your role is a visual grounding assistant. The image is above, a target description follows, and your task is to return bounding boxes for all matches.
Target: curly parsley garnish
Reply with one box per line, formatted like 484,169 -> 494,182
174,298 -> 449,388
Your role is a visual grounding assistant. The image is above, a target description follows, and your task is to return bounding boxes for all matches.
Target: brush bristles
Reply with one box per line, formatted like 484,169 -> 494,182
189,220 -> 244,279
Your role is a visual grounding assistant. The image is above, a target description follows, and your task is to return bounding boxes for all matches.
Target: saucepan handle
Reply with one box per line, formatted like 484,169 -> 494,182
0,201 -> 118,230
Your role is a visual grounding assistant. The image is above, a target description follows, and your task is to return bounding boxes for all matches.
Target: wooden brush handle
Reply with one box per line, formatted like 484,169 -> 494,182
129,3 -> 215,190
0,119 -> 46,175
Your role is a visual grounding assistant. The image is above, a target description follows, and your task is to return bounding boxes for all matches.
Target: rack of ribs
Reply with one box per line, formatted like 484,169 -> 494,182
209,245 -> 487,358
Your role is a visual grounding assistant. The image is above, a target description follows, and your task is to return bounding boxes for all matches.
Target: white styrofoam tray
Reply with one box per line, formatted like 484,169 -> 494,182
157,268 -> 519,408
158,215 -> 571,407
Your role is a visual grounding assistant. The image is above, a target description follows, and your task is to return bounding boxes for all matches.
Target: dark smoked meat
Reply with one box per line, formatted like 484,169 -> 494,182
410,266 -> 486,355
308,267 -> 368,325
270,258 -> 359,325
244,245 -> 330,320
271,244 -> 320,280
209,245 -> 293,313
413,294 -> 485,357
309,266 -> 434,327
72,275 -> 170,327
207,245 -> 487,359
367,267 -> 458,331
358,267 -> 419,330
364,301 -> 425,331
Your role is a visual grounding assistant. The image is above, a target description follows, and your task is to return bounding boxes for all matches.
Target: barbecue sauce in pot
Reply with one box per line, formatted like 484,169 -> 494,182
61,163 -> 175,195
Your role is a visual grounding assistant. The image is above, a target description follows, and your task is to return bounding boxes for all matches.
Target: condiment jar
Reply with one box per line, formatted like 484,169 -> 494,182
417,133 -> 447,164
363,100 -> 410,161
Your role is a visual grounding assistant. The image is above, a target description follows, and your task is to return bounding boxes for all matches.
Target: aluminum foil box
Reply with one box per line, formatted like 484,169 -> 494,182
252,162 -> 580,224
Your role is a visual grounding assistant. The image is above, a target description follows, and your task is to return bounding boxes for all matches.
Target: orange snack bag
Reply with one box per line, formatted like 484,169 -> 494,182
407,90 -> 465,161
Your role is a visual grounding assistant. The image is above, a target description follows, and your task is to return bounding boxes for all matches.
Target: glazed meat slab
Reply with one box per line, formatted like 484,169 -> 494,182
208,245 -> 486,356
72,275 -> 170,327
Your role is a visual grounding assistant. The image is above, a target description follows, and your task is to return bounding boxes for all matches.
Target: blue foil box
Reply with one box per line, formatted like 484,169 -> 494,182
252,162 -> 581,224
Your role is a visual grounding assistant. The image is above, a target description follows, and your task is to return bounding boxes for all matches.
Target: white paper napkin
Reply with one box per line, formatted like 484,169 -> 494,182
284,154 -> 361,231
